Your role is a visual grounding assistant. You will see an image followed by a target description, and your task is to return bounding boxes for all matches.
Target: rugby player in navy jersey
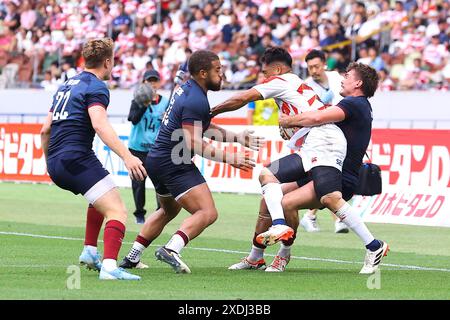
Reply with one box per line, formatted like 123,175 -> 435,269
119,50 -> 263,273
225,62 -> 388,274
40,38 -> 147,280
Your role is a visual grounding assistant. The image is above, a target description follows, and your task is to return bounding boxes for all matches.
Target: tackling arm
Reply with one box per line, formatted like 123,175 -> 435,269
210,88 -> 263,117
279,106 -> 346,128
204,123 -> 264,151
182,122 -> 255,170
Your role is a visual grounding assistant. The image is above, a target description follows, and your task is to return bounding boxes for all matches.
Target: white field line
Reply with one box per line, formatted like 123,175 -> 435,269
1,231 -> 449,273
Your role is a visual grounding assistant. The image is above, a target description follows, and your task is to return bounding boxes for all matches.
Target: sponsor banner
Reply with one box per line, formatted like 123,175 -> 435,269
358,129 -> 450,227
0,124 -> 49,182
1,123 -> 449,227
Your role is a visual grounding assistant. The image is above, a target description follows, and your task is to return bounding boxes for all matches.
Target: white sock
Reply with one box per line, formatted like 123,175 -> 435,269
335,202 -> 375,245
261,183 -> 285,222
166,234 -> 187,254
248,245 -> 264,262
306,210 -> 317,219
84,245 -> 97,255
126,242 -> 146,263
102,259 -> 117,272
277,243 -> 291,259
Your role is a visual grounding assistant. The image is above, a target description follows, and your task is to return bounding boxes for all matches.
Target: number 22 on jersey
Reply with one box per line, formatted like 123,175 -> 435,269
52,90 -> 71,121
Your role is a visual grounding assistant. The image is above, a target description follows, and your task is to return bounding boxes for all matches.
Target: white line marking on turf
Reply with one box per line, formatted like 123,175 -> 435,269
1,231 -> 450,273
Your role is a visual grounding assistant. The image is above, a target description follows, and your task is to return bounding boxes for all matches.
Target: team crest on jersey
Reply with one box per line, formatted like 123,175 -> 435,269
311,157 -> 317,163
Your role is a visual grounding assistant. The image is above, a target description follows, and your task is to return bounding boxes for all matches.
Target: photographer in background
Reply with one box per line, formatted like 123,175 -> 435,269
128,70 -> 169,224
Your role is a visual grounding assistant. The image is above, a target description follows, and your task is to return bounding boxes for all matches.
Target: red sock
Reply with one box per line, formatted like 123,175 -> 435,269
281,231 -> 296,246
136,235 -> 151,248
253,232 -> 267,249
103,220 -> 125,260
84,205 -> 104,247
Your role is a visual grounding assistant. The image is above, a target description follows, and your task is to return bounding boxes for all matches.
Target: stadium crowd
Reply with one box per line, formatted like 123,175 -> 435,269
0,0 -> 449,91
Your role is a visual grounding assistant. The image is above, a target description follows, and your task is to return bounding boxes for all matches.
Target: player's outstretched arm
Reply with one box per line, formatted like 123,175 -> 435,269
204,123 -> 265,151
88,105 -> 147,181
182,122 -> 255,171
279,106 -> 346,128
210,88 -> 263,117
40,112 -> 53,161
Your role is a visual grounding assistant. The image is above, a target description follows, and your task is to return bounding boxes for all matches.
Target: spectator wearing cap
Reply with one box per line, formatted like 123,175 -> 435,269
127,69 -> 169,224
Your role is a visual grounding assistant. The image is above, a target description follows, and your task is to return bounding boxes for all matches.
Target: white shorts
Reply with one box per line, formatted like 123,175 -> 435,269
299,124 -> 347,172
83,174 -> 117,204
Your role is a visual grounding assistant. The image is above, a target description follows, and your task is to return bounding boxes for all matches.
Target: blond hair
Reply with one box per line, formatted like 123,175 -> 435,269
82,38 -> 114,69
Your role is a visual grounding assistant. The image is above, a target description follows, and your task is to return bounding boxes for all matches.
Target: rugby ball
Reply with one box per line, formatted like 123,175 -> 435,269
280,126 -> 299,140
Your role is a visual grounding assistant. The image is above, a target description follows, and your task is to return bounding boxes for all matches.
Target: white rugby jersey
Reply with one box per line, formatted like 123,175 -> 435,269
253,73 -> 331,149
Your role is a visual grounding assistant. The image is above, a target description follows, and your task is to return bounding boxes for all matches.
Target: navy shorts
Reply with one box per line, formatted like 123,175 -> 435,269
266,153 -> 354,202
146,155 -> 206,200
47,151 -> 110,196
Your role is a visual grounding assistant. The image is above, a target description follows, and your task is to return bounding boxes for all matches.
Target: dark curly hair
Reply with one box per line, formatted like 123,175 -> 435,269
188,50 -> 219,76
261,47 -> 292,68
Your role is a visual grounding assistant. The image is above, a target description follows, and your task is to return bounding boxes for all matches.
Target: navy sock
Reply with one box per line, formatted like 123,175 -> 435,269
366,239 -> 382,251
273,218 -> 286,226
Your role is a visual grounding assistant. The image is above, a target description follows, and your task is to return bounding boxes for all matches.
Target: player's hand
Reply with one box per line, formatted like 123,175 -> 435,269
278,113 -> 291,128
124,154 -> 147,181
226,151 -> 256,171
237,129 -> 265,151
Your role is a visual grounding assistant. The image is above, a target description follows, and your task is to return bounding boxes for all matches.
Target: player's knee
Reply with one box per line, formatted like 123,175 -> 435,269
208,208 -> 218,225
201,207 -> 218,226
259,168 -> 277,185
320,191 -> 342,208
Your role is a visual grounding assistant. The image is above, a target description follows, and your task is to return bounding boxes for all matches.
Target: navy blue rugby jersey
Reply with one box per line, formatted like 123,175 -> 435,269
47,71 -> 109,157
336,96 -> 373,187
150,79 -> 211,162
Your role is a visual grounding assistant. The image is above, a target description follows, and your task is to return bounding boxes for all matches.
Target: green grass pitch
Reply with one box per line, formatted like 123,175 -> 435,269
0,182 -> 449,300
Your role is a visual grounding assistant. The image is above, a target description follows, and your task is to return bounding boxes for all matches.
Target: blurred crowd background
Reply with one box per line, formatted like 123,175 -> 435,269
0,0 -> 449,91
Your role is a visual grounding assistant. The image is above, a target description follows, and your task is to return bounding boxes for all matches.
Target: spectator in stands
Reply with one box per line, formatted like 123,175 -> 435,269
60,59 -> 78,82
3,1 -> 20,32
221,14 -> 241,44
368,47 -> 385,71
423,34 -> 449,72
40,70 -> 59,92
378,68 -> 394,91
0,0 -> 448,91
20,0 -> 37,31
112,2 -> 131,40
189,8 -> 208,33
437,18 -> 449,44
320,24 -> 347,48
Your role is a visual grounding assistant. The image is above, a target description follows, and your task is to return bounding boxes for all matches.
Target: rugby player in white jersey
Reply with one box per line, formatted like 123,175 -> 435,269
301,49 -> 349,234
212,47 -> 388,274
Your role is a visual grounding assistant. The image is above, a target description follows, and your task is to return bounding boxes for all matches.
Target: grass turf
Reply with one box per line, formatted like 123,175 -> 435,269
0,182 -> 449,300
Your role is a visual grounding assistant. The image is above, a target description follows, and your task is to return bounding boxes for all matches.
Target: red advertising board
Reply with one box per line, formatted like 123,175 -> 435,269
0,124 -> 50,182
